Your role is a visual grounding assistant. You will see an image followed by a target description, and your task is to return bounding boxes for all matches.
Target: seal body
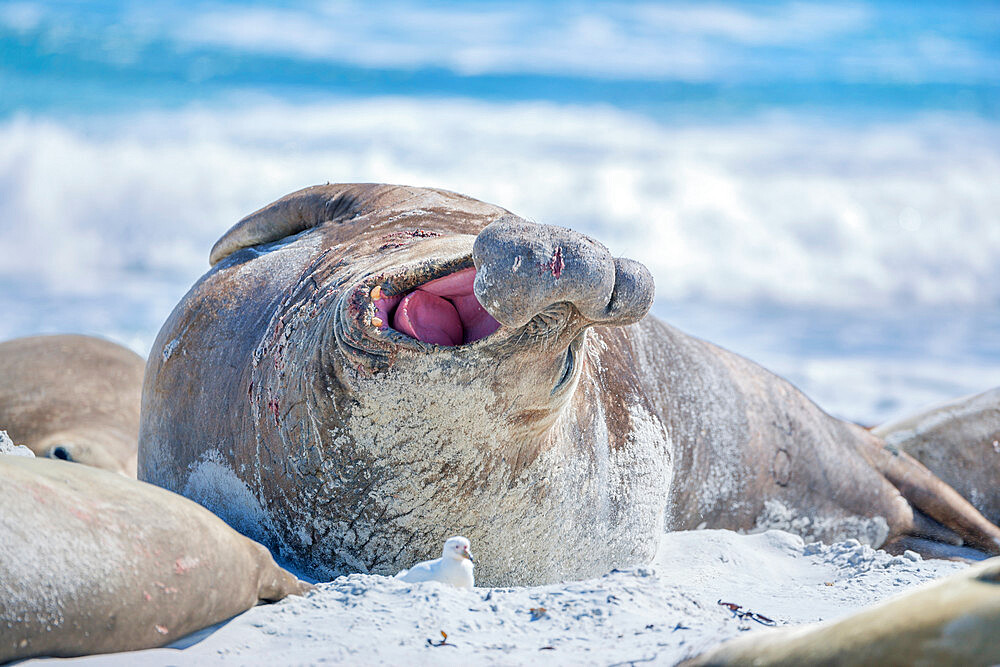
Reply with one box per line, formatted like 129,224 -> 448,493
139,184 -> 1000,585
683,556 -> 1000,667
874,387 -> 1000,526
0,334 -> 144,475
0,456 -> 308,663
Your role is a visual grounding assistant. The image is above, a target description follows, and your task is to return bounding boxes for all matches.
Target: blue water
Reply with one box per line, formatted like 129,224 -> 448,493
3,0 -> 999,120
1,0 -> 998,423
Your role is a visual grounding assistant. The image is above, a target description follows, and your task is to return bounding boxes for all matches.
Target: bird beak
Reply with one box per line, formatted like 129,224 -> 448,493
463,548 -> 474,563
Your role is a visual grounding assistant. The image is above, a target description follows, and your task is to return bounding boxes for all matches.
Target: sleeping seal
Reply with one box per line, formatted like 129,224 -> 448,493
874,387 -> 1000,527
139,184 -> 1000,585
0,334 -> 144,475
683,555 -> 1000,666
0,455 -> 309,663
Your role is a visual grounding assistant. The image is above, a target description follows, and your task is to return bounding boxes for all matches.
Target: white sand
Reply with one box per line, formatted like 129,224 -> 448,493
30,529 -> 965,666
0,430 -> 34,457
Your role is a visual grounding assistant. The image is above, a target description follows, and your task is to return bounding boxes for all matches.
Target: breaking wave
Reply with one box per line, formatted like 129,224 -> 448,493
0,98 -> 997,422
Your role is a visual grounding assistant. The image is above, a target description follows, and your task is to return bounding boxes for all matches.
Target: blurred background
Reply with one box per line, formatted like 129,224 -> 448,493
0,0 -> 997,424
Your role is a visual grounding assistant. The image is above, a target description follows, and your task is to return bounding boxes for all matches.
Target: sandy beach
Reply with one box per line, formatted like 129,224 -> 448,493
27,529 -> 965,666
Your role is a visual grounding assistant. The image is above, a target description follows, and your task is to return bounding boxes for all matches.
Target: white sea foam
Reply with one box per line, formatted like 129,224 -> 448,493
2,101 -> 999,308
0,99 -> 997,422
774,355 -> 1000,426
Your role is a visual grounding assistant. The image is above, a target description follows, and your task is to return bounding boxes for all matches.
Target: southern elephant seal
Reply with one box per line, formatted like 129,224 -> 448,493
0,334 -> 144,475
139,184 -> 1000,586
683,555 -> 1000,666
0,455 -> 309,663
874,387 -> 1000,528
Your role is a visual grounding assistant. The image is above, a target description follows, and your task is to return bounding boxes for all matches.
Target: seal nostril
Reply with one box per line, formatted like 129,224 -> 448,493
51,446 -> 73,461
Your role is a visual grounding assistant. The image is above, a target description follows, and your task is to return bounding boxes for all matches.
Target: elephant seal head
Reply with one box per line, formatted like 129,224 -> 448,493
140,184 -> 666,585
0,334 -> 143,477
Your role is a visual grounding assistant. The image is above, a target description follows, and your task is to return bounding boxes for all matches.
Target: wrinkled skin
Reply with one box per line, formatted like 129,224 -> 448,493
874,387 -> 1000,527
0,456 -> 309,663
0,334 -> 144,476
140,184 -> 1000,586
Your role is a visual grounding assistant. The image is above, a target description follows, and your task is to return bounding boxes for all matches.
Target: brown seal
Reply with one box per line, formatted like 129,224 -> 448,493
683,556 -> 1000,666
0,334 -> 144,475
139,183 -> 1000,586
0,455 -> 309,663
874,387 -> 1000,527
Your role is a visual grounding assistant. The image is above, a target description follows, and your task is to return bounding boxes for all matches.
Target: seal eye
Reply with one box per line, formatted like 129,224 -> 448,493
50,446 -> 73,461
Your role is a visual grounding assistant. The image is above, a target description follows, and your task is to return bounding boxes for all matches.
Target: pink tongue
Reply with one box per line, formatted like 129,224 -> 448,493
451,294 -> 501,343
393,290 -> 463,346
389,267 -> 501,346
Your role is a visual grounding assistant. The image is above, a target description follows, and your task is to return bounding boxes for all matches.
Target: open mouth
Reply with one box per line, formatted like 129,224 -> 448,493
371,267 -> 501,346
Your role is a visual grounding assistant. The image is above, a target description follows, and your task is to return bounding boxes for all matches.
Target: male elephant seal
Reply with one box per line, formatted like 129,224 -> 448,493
0,334 -> 143,475
683,555 -> 1000,666
874,387 -> 1000,528
0,455 -> 309,663
139,184 -> 1000,586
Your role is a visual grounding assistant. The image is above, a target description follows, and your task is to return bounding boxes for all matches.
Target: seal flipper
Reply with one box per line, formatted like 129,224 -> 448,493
908,509 -> 962,546
874,442 -> 1000,556
882,535 -> 991,561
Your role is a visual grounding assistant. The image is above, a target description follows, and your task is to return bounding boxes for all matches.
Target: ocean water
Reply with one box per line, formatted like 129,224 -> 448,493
1,1 -> 998,424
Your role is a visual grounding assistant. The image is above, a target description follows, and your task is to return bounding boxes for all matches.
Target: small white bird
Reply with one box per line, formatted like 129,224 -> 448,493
395,536 -> 475,588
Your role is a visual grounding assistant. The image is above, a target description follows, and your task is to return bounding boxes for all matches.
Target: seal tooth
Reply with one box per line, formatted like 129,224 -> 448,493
371,316 -> 384,328
370,285 -> 382,300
